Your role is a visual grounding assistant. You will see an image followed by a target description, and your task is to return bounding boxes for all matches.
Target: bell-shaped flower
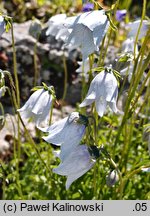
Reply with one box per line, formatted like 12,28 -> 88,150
80,69 -> 118,117
53,144 -> 96,189
127,19 -> 149,40
17,88 -> 53,127
0,16 -> 5,37
66,10 -> 109,60
82,3 -> 94,12
46,14 -> 77,42
116,10 -> 127,22
46,14 -> 67,38
40,112 -> 88,160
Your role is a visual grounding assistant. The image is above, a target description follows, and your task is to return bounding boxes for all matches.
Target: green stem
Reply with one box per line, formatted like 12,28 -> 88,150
113,37 -> 150,152
33,40 -> 39,86
62,53 -> 68,101
133,0 -> 146,60
11,20 -> 20,108
18,114 -> 52,175
109,157 -> 123,199
97,35 -> 106,66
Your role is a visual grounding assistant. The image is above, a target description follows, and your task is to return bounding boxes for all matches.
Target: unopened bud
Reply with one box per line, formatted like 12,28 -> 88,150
29,19 -> 42,39
106,170 -> 119,187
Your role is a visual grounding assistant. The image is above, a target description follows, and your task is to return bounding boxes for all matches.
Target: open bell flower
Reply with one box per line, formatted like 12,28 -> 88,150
127,19 -> 149,40
17,88 -> 53,127
0,16 -> 5,37
53,144 -> 96,189
116,10 -> 127,22
46,14 -> 67,38
40,112 -> 88,160
66,10 -> 109,61
80,69 -> 119,117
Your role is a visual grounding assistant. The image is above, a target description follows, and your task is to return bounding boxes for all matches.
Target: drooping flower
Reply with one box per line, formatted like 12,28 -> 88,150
127,19 -> 149,40
17,87 -> 53,126
116,10 -> 127,22
46,14 -> 77,42
46,14 -> 67,38
40,112 -> 88,160
0,16 -> 5,37
80,68 -> 118,117
53,144 -> 97,189
82,3 -> 94,12
66,10 -> 109,60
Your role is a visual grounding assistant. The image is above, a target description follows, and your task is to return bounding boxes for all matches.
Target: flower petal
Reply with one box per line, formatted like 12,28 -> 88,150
95,97 -> 107,117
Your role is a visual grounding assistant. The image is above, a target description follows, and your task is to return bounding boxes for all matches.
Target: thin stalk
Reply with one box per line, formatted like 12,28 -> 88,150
101,28 -> 113,66
33,40 -> 39,86
109,157 -> 123,199
10,20 -> 20,108
62,53 -> 68,101
97,34 -> 106,66
114,46 -> 150,152
133,0 -> 147,60
19,114 -> 52,175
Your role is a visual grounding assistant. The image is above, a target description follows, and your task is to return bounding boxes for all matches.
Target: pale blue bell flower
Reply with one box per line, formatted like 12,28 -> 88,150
0,16 -> 5,37
46,14 -> 67,39
40,112 -> 88,160
53,144 -> 96,189
127,19 -> 149,40
116,10 -> 127,22
80,69 -> 118,117
17,88 -> 53,127
66,10 -> 109,61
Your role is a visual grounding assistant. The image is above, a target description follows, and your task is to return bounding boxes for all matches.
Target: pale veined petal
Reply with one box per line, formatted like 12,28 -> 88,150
93,19 -> 109,47
38,117 -> 67,132
65,162 -> 94,189
80,10 -> 107,31
32,90 -> 51,114
95,97 -> 107,117
60,125 -> 86,160
66,24 -> 83,47
79,98 -> 95,107
81,25 -> 97,60
17,89 -> 44,112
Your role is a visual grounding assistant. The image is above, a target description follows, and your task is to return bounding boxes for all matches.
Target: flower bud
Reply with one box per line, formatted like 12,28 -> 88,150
29,19 -> 42,39
106,170 -> 119,187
